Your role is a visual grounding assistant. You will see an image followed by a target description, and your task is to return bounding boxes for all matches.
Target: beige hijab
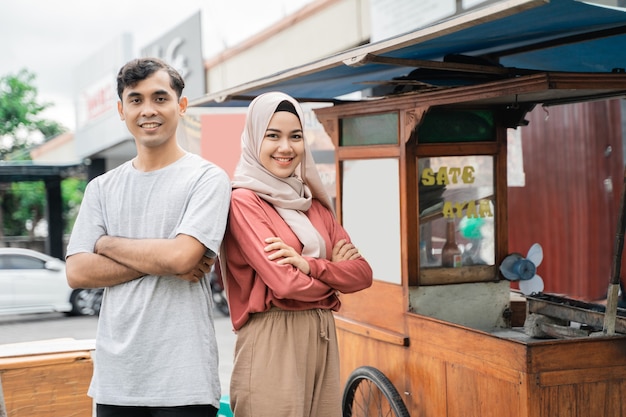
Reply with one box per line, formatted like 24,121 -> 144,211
231,91 -> 333,258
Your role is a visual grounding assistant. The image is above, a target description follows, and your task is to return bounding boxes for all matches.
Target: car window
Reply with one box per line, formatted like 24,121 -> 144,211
0,255 -> 46,270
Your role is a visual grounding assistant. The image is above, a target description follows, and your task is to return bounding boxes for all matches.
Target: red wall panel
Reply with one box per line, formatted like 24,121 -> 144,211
508,100 -> 623,301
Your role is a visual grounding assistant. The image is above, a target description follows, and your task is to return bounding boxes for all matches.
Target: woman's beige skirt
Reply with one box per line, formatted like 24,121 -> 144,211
230,308 -> 341,417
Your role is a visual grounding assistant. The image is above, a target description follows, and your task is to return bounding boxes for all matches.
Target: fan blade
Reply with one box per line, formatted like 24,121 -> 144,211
519,274 -> 544,296
526,243 -> 543,267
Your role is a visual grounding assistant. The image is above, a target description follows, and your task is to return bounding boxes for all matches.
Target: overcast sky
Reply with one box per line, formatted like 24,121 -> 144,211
0,0 -> 313,130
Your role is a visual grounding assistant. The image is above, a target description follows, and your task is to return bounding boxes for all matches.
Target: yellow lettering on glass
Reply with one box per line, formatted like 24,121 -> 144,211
421,165 -> 491,218
421,166 -> 475,185
442,199 -> 493,219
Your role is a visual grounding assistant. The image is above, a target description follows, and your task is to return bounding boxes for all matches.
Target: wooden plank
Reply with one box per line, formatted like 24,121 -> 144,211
401,108 -> 420,287
1,358 -> 92,417
0,339 -> 95,359
538,365 -> 626,387
558,385 -> 577,417
334,315 -> 409,346
336,330 -> 411,411
535,380 -> 625,417
446,363 -> 482,417
527,337 -> 626,373
543,385 -> 575,417
0,351 -> 92,370
517,366 -> 532,417
336,145 -> 400,160
405,348 -> 447,417
609,379 -> 626,416
406,312 -> 529,374
562,379 -> 626,417
413,335 -> 525,385
446,362 -> 522,417
577,381 -> 610,417
337,280 -> 406,335
354,53 -> 513,75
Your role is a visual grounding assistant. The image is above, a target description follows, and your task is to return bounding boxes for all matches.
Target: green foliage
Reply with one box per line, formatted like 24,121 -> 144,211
1,177 -> 86,236
0,68 -> 79,237
0,69 -> 45,135
35,119 -> 67,140
7,181 -> 45,236
61,177 -> 87,233
0,68 -> 67,160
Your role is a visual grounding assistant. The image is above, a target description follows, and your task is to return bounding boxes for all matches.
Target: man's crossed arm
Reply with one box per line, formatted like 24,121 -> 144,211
66,234 -> 214,289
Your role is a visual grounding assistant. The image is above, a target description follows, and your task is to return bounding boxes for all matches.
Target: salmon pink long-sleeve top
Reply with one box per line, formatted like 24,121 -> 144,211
222,188 -> 373,330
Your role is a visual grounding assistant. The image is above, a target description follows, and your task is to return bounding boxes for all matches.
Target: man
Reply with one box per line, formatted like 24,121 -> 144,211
66,57 -> 231,417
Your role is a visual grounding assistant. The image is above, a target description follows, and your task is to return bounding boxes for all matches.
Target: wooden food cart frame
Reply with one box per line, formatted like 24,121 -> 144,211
188,1 -> 626,415
310,71 -> 626,417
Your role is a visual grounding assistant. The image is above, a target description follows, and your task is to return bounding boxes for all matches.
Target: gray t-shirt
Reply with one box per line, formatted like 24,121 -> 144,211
66,152 -> 231,408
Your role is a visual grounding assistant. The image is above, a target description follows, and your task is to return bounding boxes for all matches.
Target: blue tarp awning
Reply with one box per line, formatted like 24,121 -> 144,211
191,0 -> 626,108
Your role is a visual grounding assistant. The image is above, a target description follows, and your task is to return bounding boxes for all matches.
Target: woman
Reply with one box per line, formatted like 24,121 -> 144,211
220,91 -> 373,417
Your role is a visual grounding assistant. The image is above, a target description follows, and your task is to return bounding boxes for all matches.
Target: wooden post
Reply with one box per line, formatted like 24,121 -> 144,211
604,168 -> 626,335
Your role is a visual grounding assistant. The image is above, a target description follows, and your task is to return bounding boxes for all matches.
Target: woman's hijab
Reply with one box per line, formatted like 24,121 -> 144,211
231,91 -> 333,258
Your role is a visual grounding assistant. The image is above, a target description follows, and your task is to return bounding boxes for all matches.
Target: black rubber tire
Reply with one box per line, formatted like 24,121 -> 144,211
213,291 -> 230,316
342,366 -> 410,417
68,288 -> 103,316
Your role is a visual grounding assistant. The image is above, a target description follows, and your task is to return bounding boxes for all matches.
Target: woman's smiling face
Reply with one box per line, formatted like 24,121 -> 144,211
259,111 -> 304,178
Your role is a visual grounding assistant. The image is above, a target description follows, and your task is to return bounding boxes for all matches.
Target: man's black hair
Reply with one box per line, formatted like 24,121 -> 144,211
116,57 -> 185,100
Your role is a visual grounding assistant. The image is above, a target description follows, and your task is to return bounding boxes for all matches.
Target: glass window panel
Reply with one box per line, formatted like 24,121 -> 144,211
418,155 -> 495,269
342,159 -> 401,284
341,113 -> 398,146
3,255 -> 46,270
418,109 -> 495,143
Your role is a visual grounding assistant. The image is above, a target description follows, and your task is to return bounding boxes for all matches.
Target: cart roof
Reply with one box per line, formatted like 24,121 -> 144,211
191,0 -> 626,108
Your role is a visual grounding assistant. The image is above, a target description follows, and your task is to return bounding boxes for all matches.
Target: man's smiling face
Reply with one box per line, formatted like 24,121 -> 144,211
117,69 -> 186,150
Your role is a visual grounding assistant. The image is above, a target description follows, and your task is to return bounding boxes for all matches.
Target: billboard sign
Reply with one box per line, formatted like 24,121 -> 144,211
141,11 -> 205,101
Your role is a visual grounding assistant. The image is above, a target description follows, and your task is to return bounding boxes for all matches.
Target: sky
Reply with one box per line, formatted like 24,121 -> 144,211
0,0 -> 314,130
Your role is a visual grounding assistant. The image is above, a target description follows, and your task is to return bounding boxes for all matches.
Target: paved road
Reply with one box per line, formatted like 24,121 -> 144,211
0,311 -> 236,395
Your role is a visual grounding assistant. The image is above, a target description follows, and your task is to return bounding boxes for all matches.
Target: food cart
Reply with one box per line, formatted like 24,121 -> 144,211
308,71 -> 626,417
190,1 -> 626,415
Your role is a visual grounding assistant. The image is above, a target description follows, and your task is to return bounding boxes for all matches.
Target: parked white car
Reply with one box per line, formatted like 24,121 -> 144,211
0,247 -> 102,316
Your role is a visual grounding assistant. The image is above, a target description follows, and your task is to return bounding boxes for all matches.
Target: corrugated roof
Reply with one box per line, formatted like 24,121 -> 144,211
0,162 -> 85,182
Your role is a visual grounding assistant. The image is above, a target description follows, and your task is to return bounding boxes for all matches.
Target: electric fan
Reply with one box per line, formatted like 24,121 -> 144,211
499,243 -> 544,295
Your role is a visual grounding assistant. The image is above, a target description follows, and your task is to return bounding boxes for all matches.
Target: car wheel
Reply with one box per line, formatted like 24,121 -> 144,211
213,291 -> 230,317
69,288 -> 103,316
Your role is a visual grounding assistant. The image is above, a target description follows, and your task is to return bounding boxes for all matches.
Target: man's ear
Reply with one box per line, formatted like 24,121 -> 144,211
179,96 -> 188,116
117,101 -> 125,121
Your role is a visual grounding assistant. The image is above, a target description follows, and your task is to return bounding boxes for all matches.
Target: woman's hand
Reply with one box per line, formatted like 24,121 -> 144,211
332,239 -> 361,262
264,237 -> 311,275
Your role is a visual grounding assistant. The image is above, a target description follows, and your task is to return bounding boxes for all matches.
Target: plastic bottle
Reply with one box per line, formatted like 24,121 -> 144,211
442,219 -> 462,268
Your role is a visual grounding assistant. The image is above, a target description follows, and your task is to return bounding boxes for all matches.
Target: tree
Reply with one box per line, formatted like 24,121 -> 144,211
0,69 -> 78,239
1,70 -> 66,159
4,181 -> 45,238
61,177 -> 86,234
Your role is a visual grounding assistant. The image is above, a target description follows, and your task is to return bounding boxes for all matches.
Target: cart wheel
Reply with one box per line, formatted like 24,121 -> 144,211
342,366 -> 410,417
